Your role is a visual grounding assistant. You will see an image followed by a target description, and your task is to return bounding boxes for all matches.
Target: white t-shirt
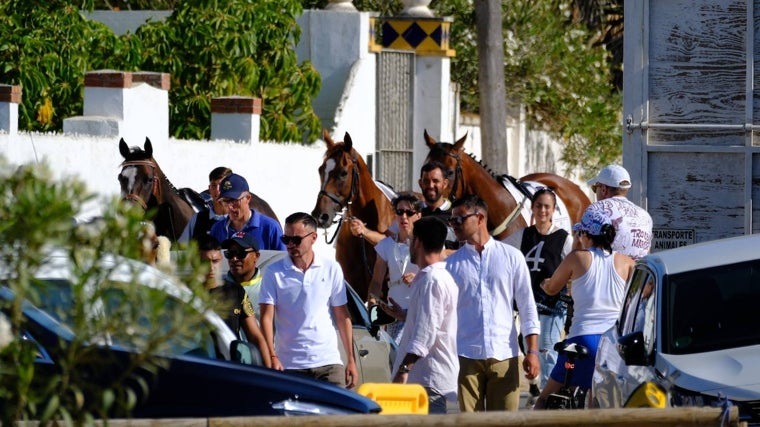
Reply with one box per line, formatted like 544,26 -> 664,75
259,254 -> 347,369
375,236 -> 419,310
392,262 -> 459,401
589,197 -> 653,260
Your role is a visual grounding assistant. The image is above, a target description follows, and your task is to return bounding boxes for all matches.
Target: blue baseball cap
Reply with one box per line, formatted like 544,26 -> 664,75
219,173 -> 249,199
221,231 -> 260,251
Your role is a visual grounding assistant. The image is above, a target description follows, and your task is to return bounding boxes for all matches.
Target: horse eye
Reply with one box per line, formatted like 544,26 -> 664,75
339,170 -> 348,178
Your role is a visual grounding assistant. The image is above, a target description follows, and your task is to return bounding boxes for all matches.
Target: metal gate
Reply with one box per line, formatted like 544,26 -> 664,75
376,50 -> 415,193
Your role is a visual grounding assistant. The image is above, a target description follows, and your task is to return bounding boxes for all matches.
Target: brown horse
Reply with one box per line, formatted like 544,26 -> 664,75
423,131 -> 590,239
119,138 -> 196,242
311,130 -> 396,300
119,138 -> 280,242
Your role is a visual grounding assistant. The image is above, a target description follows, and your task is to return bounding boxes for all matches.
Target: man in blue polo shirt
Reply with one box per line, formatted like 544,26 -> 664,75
209,173 -> 286,250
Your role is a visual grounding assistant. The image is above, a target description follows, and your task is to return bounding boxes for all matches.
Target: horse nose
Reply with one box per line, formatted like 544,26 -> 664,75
312,210 -> 330,228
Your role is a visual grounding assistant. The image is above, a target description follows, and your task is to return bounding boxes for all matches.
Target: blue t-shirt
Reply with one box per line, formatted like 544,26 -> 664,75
209,210 -> 286,250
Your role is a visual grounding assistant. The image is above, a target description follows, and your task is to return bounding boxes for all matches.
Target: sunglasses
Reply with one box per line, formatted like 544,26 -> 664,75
591,183 -> 604,193
280,231 -> 316,245
448,212 -> 478,226
221,195 -> 247,207
395,208 -> 418,217
224,249 -> 253,260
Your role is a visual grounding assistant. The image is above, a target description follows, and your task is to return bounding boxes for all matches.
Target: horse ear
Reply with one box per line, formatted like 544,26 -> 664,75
323,128 -> 335,149
424,129 -> 437,148
343,132 -> 353,152
453,132 -> 468,151
144,137 -> 153,157
119,138 -> 130,158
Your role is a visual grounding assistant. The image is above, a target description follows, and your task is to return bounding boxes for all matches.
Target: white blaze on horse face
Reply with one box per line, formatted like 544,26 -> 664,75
120,166 -> 138,196
322,158 -> 336,191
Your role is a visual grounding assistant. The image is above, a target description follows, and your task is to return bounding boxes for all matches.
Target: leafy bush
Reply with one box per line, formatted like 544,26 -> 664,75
0,157 -> 213,423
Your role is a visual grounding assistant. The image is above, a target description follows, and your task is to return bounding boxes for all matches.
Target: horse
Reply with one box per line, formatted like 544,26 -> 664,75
119,138 -> 197,242
311,130 -> 396,301
423,131 -> 591,240
118,138 -> 280,242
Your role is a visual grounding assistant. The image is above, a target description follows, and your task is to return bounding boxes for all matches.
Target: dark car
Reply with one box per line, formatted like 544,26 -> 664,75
0,251 -> 381,417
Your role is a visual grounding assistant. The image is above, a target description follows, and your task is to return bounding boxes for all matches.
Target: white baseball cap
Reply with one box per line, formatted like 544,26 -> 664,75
587,165 -> 631,189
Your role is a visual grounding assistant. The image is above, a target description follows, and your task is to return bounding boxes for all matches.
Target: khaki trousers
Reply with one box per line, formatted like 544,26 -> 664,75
458,356 -> 520,412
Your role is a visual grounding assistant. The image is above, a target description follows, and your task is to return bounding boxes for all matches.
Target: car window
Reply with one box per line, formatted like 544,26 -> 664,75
664,258 -> 760,355
33,279 -> 222,359
619,268 -> 649,335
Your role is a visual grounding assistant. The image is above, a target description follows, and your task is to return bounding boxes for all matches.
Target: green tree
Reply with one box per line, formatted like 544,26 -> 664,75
0,157 -> 213,423
0,0 -> 321,143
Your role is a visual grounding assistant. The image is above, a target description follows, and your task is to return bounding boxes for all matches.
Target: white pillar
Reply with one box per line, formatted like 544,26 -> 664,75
64,70 -> 170,154
0,84 -> 20,134
211,96 -> 262,144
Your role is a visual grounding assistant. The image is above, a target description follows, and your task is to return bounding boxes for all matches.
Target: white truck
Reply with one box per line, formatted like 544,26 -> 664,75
623,0 -> 760,249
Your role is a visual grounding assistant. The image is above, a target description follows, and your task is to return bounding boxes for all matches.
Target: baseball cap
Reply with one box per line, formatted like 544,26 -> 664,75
219,173 -> 249,199
221,231 -> 260,251
587,165 -> 632,189
573,207 -> 612,236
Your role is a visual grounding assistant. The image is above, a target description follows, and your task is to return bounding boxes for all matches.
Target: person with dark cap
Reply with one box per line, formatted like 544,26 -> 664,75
198,233 -> 271,367
209,173 -> 286,250
178,166 -> 232,244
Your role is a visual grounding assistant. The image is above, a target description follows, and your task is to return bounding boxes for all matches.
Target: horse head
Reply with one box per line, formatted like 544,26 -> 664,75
312,129 -> 362,228
118,137 -> 159,211
423,130 -> 468,201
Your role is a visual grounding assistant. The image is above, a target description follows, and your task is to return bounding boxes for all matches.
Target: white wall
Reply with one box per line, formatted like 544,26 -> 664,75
0,132 -> 339,255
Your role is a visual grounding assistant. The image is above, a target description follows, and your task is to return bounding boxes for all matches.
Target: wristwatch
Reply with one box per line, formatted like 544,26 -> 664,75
399,364 -> 411,374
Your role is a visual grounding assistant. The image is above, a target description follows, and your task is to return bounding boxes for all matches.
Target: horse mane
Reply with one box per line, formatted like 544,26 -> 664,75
432,142 -> 501,180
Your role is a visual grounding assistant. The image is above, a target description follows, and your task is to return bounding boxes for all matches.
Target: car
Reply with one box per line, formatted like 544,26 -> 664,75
593,234 -> 760,424
0,250 -> 381,417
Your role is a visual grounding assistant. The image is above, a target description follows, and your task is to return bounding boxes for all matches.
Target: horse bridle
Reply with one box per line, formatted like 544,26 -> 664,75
120,159 -> 159,210
436,145 -> 524,237
318,155 -> 361,216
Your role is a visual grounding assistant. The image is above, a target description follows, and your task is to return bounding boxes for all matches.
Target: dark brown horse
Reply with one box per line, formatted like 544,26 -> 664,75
119,138 -> 280,242
119,138 -> 196,242
311,130 -> 396,300
424,131 -> 590,239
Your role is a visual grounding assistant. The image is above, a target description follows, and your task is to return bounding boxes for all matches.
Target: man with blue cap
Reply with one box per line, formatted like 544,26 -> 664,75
209,173 -> 286,250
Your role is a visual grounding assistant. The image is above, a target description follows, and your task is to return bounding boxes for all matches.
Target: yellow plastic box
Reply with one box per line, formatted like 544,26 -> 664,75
357,383 -> 429,414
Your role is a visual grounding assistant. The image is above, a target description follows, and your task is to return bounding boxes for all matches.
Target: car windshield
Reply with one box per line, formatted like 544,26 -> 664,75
663,258 -> 760,355
34,278 -> 220,359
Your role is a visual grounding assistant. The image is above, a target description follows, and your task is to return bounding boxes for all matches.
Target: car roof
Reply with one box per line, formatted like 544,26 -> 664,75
641,234 -> 760,275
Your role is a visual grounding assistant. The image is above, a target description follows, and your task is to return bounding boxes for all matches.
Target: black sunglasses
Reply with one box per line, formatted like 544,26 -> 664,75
395,208 -> 418,217
448,212 -> 478,226
224,249 -> 254,260
280,231 -> 316,245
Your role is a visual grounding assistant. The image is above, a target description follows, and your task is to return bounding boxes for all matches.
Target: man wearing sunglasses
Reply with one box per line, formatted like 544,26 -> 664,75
259,212 -> 358,389
198,233 -> 271,367
209,173 -> 286,251
585,165 -> 652,260
445,195 -> 540,412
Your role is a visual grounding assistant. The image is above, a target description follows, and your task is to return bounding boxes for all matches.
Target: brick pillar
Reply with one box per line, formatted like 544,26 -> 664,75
0,84 -> 21,134
211,96 -> 262,143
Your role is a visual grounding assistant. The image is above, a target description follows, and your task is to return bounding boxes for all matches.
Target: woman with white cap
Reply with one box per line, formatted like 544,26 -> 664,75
532,207 -> 635,409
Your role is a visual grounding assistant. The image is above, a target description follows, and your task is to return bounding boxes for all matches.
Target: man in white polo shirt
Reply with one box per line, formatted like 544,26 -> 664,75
259,212 -> 357,388
585,164 -> 653,260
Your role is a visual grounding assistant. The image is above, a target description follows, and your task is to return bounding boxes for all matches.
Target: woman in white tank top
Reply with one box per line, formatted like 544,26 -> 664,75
532,208 -> 635,409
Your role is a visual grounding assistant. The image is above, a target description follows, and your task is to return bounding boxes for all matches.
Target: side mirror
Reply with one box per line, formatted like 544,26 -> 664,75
230,340 -> 263,366
617,331 -> 650,366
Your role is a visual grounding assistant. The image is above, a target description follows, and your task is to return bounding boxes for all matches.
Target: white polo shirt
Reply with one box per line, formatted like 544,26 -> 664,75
259,253 -> 347,369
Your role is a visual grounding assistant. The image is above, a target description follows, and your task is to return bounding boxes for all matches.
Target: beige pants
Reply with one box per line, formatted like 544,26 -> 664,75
458,356 -> 521,412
